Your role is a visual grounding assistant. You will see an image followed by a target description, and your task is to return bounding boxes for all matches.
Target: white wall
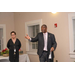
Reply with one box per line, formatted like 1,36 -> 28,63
0,12 -> 15,45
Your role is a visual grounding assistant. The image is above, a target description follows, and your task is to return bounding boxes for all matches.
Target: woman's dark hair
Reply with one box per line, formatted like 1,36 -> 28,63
10,31 -> 16,35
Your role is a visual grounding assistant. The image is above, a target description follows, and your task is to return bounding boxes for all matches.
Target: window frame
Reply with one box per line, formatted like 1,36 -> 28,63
0,24 -> 6,52
25,19 -> 42,55
28,25 -> 39,51
68,13 -> 75,58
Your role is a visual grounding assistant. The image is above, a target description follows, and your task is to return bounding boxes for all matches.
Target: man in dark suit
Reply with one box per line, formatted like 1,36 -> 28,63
25,24 -> 57,62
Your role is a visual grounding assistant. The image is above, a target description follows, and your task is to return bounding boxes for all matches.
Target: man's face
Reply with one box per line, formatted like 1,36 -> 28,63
41,26 -> 47,33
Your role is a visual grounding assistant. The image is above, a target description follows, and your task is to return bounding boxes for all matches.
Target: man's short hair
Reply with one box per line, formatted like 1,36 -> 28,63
42,24 -> 47,28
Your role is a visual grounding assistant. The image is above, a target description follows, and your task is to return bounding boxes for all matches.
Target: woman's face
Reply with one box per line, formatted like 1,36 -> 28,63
11,33 -> 16,39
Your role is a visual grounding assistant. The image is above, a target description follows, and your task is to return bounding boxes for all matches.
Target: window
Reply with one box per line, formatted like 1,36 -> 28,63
25,19 -> 42,54
0,28 -> 3,51
0,24 -> 6,52
28,25 -> 39,50
68,13 -> 75,58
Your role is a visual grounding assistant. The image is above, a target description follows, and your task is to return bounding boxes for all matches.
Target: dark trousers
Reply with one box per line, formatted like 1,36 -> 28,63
39,51 -> 54,62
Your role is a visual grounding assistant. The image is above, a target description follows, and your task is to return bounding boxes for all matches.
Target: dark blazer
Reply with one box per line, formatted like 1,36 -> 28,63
31,32 -> 57,58
7,38 -> 21,62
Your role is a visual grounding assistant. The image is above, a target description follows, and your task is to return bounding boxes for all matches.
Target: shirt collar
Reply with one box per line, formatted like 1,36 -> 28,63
43,32 -> 48,34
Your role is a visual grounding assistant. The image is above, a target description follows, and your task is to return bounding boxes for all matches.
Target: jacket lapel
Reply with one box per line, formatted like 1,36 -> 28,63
47,33 -> 49,49
41,32 -> 44,47
41,32 -> 44,42
47,32 -> 50,49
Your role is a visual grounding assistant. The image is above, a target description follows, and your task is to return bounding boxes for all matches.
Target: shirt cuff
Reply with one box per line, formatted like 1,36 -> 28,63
29,38 -> 31,41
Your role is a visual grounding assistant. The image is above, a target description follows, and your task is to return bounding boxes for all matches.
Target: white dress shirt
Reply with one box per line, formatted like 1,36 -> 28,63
43,32 -> 48,51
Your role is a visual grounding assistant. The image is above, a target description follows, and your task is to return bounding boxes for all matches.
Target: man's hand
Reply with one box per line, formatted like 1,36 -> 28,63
50,47 -> 54,52
25,34 -> 30,40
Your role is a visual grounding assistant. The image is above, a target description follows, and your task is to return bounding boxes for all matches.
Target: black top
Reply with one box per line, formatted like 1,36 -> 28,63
7,38 -> 21,61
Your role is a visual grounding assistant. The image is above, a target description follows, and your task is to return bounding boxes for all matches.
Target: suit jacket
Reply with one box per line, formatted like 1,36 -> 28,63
31,32 -> 57,58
